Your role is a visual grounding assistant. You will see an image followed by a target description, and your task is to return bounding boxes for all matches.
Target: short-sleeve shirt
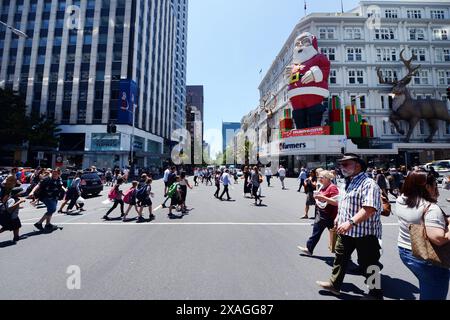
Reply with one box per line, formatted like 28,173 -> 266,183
337,172 -> 382,239
396,195 -> 447,251
39,177 -> 64,200
6,198 -> 19,220
317,183 -> 339,219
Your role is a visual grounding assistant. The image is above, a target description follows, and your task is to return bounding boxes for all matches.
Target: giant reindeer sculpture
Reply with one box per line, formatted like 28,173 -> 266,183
376,49 -> 450,143
260,92 -> 277,143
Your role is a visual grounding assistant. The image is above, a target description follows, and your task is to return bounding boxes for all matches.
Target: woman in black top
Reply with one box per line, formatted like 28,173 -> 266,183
242,166 -> 252,198
302,169 -> 317,219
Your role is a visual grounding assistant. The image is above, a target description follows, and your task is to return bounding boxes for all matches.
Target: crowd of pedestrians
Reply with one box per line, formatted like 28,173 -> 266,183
1,157 -> 450,300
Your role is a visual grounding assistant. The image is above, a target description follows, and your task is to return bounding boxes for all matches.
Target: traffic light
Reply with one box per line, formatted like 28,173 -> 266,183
107,122 -> 117,134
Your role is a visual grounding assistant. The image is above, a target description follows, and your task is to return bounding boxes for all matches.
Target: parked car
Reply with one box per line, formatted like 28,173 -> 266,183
62,172 -> 103,197
79,172 -> 103,197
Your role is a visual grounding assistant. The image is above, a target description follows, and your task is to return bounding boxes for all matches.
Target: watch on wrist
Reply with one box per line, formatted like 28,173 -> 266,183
349,219 -> 356,226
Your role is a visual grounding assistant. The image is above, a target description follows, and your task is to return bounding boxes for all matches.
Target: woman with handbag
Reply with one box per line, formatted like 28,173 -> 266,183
396,170 -> 450,300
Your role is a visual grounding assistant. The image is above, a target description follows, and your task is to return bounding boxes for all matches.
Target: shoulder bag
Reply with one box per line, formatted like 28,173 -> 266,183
409,204 -> 450,268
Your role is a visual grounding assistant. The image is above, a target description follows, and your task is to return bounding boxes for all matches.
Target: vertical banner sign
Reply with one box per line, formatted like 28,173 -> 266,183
118,80 -> 138,125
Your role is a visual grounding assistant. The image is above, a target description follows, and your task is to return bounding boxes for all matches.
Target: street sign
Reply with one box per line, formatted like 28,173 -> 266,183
37,152 -> 45,160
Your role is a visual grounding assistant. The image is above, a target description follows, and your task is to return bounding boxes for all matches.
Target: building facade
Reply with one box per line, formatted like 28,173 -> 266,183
185,85 -> 203,165
171,0 -> 188,131
243,0 -> 450,172
0,0 -> 186,169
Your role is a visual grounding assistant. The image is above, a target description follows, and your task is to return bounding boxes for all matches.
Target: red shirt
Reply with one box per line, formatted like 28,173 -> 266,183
318,183 -> 339,219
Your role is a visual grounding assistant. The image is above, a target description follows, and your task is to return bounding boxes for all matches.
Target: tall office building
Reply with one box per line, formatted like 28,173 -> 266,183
0,0 -> 187,169
171,0 -> 188,131
186,85 -> 203,165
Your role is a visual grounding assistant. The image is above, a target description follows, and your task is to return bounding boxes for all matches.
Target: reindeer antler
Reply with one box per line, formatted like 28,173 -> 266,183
399,49 -> 421,81
376,67 -> 397,85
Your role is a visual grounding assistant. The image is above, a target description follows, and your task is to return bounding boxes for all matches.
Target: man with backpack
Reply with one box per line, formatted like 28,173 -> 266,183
30,168 -> 66,231
167,176 -> 182,218
162,167 -> 177,208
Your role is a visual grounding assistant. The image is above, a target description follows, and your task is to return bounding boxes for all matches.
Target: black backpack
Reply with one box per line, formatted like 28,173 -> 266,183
0,200 -> 11,228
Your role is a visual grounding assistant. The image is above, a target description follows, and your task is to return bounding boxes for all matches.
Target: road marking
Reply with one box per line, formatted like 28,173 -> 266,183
21,222 -> 400,226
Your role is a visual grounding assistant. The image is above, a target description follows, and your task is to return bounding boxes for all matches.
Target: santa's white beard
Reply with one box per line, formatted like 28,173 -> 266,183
293,46 -> 318,64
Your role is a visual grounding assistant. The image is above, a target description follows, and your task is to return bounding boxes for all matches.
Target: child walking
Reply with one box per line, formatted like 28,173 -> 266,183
122,181 -> 140,221
103,177 -> 125,220
0,187 -> 26,243
137,178 -> 155,223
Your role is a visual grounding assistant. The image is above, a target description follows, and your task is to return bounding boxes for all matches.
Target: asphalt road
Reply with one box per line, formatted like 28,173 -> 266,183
1,177 -> 449,300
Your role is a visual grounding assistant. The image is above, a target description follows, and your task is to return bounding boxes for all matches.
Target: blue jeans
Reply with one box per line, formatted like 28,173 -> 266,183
42,198 -> 58,216
399,247 -> 450,300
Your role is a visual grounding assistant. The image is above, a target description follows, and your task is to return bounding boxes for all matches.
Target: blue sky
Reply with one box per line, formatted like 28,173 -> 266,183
186,0 -> 362,157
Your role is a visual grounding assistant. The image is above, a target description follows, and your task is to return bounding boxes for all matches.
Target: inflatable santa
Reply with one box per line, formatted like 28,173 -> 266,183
286,32 -> 330,130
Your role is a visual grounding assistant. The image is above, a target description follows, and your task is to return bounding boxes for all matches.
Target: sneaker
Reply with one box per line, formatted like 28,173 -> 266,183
161,204 -> 167,208
34,223 -> 44,231
297,245 -> 312,256
316,281 -> 340,296
13,236 -> 20,243
149,214 -> 156,220
137,216 -> 145,223
45,224 -> 59,231
102,215 -> 110,220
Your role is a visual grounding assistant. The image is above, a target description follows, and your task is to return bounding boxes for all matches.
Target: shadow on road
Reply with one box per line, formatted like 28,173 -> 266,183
0,240 -> 17,248
381,274 -> 418,300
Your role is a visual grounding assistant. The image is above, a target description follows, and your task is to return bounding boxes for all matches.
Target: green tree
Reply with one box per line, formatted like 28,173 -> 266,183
0,88 -> 30,145
0,88 -> 61,150
28,111 -> 61,148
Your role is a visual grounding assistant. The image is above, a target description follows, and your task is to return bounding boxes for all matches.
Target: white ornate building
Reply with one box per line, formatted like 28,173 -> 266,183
242,0 -> 450,169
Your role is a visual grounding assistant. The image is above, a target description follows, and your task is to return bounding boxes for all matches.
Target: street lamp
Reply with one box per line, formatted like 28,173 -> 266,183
0,21 -> 28,38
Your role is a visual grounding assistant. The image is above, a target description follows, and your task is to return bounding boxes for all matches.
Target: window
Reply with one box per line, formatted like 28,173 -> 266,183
67,53 -> 76,63
345,28 -> 362,40
438,70 -> 450,85
384,9 -> 398,18
381,69 -> 398,83
436,48 -> 450,62
431,10 -> 445,20
81,70 -> 90,81
64,90 -> 72,100
407,10 -> 422,19
320,47 -> 336,61
49,90 -> 57,101
380,95 -> 394,110
409,28 -> 425,41
329,70 -> 337,84
433,29 -> 449,41
79,90 -> 87,101
347,47 -> 363,61
318,27 -> 335,40
411,48 -> 426,62
348,69 -> 364,84
376,48 -> 397,61
66,71 -> 74,81
50,72 -> 58,82
375,28 -> 395,40
413,70 -> 429,85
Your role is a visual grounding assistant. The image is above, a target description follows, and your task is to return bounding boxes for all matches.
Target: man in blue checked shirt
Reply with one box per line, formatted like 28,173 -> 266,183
317,153 -> 383,300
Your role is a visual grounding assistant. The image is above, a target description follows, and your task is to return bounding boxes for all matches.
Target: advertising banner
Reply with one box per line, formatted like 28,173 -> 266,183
118,79 -> 138,125
281,126 -> 330,139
